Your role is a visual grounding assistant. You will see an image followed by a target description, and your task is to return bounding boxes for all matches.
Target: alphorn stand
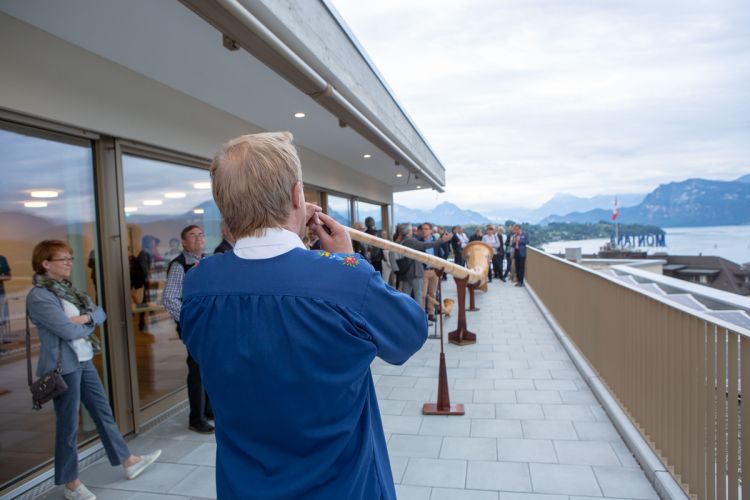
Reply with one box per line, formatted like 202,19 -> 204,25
448,277 -> 477,346
423,269 -> 464,416
467,284 -> 480,312
427,281 -> 441,340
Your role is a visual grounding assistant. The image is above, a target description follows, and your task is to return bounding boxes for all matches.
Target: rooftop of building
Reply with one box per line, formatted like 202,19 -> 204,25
34,279 -> 657,500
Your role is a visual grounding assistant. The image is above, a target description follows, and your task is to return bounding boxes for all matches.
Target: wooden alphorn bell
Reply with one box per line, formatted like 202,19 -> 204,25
343,227 -> 486,284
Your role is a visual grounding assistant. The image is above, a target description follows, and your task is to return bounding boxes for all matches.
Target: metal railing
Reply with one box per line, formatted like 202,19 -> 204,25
527,248 -> 748,500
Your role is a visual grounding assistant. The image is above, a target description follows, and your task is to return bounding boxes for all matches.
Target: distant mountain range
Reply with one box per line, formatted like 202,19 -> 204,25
526,192 -> 645,222
541,176 -> 750,227
394,174 -> 750,228
395,194 -> 644,226
394,202 -> 491,225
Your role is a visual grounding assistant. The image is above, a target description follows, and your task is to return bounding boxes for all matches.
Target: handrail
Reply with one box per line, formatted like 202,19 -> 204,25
531,248 -> 750,337
527,247 -> 748,500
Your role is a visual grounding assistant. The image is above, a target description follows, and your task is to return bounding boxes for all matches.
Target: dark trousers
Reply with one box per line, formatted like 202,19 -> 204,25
186,352 -> 212,425
491,254 -> 503,278
54,361 -> 130,484
515,254 -> 527,284
503,253 -> 512,279
454,251 -> 464,267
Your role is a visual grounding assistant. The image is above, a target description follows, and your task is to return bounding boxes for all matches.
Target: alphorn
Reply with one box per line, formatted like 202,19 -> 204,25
344,227 -> 486,285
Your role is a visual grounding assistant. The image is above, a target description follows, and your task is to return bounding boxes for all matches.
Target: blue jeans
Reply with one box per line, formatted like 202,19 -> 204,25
53,360 -> 130,484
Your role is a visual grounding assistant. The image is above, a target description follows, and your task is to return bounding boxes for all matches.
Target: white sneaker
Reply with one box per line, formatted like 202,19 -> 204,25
63,483 -> 96,500
125,449 -> 162,480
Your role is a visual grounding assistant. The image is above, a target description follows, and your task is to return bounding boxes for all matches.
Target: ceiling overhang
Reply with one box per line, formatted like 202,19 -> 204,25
0,0 -> 445,193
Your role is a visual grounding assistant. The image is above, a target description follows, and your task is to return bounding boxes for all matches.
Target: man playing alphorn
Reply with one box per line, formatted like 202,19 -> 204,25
180,132 -> 427,499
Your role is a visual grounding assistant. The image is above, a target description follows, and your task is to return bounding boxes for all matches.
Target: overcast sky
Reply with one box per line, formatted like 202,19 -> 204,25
330,0 -> 750,214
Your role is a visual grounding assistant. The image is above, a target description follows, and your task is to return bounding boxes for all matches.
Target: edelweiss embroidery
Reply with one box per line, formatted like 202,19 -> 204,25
317,251 -> 360,268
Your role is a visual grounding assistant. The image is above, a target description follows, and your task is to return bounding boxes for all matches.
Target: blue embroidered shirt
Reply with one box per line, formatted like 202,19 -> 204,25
181,248 -> 427,499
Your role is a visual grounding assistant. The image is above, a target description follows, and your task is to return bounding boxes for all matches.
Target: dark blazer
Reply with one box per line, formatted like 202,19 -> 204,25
400,237 -> 444,280
450,234 -> 462,257
515,233 -> 529,258
438,238 -> 451,261
214,239 -> 233,254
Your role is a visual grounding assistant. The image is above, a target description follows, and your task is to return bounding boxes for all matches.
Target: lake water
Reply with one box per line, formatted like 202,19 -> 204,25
542,225 -> 750,265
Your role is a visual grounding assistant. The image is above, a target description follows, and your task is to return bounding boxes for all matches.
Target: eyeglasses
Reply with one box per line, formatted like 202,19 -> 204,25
49,257 -> 74,263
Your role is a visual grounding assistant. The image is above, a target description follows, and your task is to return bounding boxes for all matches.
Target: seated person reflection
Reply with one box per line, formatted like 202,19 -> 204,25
181,132 -> 427,499
0,253 -> 11,345
26,240 -> 160,500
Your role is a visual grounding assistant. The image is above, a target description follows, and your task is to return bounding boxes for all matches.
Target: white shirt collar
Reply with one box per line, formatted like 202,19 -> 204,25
233,227 -> 306,260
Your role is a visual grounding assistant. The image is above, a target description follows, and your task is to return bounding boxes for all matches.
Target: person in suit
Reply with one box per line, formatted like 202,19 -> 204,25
481,225 -> 504,282
450,226 -> 468,266
513,224 -> 529,286
27,240 -> 160,500
397,224 -> 449,305
503,224 -> 514,281
435,226 -> 451,280
213,220 -> 235,254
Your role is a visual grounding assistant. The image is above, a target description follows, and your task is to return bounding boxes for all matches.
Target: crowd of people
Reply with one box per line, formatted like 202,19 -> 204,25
315,221 -> 530,324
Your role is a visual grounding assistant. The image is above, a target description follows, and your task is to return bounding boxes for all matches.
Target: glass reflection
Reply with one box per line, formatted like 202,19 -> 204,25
327,194 -> 351,226
355,201 -> 383,231
0,127 -> 102,489
122,155 -> 220,409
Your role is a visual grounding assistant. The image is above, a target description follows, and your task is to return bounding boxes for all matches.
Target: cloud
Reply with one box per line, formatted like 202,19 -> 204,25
331,0 -> 750,211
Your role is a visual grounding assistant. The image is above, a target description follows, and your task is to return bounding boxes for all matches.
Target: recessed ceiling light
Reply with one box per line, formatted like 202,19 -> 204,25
363,154 -> 372,159
30,190 -> 59,198
193,182 -> 211,190
124,206 -> 138,212
294,112 -> 306,118
24,201 -> 48,208
416,186 -> 422,189
193,208 -> 205,214
143,200 -> 163,206
396,173 -> 403,178
165,192 -> 186,198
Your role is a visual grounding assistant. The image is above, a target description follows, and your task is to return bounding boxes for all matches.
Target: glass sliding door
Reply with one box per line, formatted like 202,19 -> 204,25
0,125 -> 103,489
355,200 -> 383,231
326,194 -> 351,227
122,154 -> 219,409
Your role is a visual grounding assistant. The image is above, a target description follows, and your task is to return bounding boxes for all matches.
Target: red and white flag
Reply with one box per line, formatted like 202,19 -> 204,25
612,197 -> 619,221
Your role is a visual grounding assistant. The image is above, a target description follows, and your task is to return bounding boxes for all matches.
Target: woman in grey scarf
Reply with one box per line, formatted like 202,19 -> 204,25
27,240 -> 160,500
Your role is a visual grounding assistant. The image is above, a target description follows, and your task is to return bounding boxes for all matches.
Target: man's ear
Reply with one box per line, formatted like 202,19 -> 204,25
291,182 -> 303,209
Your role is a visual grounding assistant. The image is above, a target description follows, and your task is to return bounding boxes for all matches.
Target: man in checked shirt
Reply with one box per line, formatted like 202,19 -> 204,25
162,224 -> 214,434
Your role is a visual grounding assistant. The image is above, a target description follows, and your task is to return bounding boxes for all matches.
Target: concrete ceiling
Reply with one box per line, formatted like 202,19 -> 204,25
0,0 -> 429,192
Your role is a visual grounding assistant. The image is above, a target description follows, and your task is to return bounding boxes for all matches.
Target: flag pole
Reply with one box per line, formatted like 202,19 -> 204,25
613,196 -> 619,248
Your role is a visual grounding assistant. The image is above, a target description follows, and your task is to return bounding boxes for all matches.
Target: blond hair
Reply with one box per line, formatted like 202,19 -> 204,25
210,132 -> 302,238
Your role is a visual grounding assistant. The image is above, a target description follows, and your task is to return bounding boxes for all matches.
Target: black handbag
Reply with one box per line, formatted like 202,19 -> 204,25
396,256 -> 414,278
26,311 -> 68,410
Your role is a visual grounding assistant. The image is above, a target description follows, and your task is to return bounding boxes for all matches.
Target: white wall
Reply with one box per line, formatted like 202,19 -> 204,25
0,12 -> 393,204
